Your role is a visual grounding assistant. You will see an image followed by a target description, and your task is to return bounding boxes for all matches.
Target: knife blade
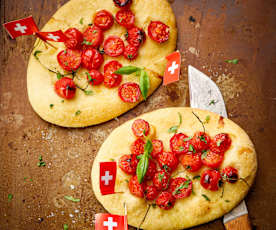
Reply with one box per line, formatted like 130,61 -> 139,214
188,65 -> 251,229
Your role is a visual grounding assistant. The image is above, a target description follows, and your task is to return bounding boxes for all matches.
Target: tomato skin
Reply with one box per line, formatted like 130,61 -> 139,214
144,160 -> 157,180
131,119 -> 150,137
148,21 -> 170,43
157,151 -> 179,172
93,10 -> 114,31
168,177 -> 193,199
103,36 -> 125,57
156,191 -> 176,210
119,154 -> 138,175
153,170 -> 171,191
221,166 -> 238,183
130,138 -> 145,155
151,139 -> 164,159
126,26 -> 146,47
103,60 -> 123,88
144,185 -> 159,201
57,49 -> 82,72
115,9 -> 135,29
81,48 -> 103,70
190,132 -> 211,152
200,169 -> 222,191
201,150 -> 224,169
54,77 -> 76,99
113,0 -> 132,8
129,175 -> 145,198
180,152 -> 202,172
118,82 -> 141,103
83,25 -> 103,48
64,28 -> 83,50
123,44 -> 139,60
86,69 -> 104,86
170,133 -> 191,155
210,133 -> 232,154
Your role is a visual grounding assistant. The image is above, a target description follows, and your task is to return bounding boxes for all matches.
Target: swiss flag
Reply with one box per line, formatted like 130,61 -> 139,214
95,213 -> 127,230
3,16 -> 38,39
36,30 -> 67,42
100,162 -> 117,195
163,51 -> 181,85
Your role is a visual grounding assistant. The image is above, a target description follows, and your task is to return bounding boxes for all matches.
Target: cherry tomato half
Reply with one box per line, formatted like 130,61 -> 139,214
169,177 -> 193,199
57,49 -> 82,72
156,191 -> 175,210
81,48 -> 103,70
126,26 -> 146,47
94,10 -> 114,31
129,175 -> 145,198
148,21 -> 170,43
83,25 -> 103,48
119,154 -> 138,175
86,69 -> 104,86
200,169 -> 222,191
64,27 -> 83,50
180,152 -> 202,172
123,44 -> 139,60
54,77 -> 76,99
131,119 -> 150,137
201,150 -> 224,169
103,36 -> 125,57
115,9 -> 135,29
118,82 -> 141,103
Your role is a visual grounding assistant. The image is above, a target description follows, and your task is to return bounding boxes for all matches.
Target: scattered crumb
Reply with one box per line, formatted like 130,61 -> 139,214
188,47 -> 200,57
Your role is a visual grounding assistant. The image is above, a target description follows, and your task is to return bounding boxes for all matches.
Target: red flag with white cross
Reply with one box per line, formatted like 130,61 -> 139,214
100,162 -> 117,195
36,30 -> 67,42
95,213 -> 127,230
3,16 -> 38,39
163,51 -> 181,85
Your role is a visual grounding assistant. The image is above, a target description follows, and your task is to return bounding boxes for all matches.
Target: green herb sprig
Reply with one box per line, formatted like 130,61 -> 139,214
64,196 -> 80,202
168,112 -> 182,133
37,155 -> 46,167
225,59 -> 239,64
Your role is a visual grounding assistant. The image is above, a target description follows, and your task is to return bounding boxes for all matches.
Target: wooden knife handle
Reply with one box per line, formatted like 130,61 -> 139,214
224,214 -> 252,230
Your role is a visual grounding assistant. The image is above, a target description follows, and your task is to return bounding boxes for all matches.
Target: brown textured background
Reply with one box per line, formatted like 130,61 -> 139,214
0,0 -> 276,229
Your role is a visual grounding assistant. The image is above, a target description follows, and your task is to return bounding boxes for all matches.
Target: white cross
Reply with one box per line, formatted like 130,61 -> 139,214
168,61 -> 179,75
101,171 -> 113,186
47,33 -> 60,41
14,23 -> 27,34
103,217 -> 118,230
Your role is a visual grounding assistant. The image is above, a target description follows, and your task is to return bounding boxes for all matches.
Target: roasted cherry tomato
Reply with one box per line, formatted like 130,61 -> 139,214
130,138 -> 145,155
131,119 -> 150,137
118,82 -> 141,103
180,152 -> 202,172
156,191 -> 175,210
151,139 -> 164,159
115,9 -> 135,28
83,25 -> 103,48
103,36 -> 125,57
129,175 -> 145,198
210,133 -> 232,154
221,166 -> 238,183
126,26 -> 146,47
86,69 -> 104,86
81,48 -> 103,70
157,151 -> 178,172
153,170 -> 171,191
190,132 -> 211,152
113,0 -> 132,8
93,10 -> 114,31
103,60 -> 123,88
54,77 -> 76,99
123,44 -> 139,60
200,169 -> 222,191
144,160 -> 157,180
64,28 -> 83,50
57,49 -> 82,72
148,21 -> 170,43
201,150 -> 224,169
170,133 -> 191,155
144,185 -> 159,201
168,177 -> 193,199
119,154 -> 138,175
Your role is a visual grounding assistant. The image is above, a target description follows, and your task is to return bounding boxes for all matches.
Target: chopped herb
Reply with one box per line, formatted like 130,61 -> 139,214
193,175 -> 201,180
125,179 -> 129,183
92,30 -> 97,34
49,104 -> 54,109
79,18 -> 84,24
186,165 -> 191,170
136,155 -> 142,160
64,224 -> 69,230
82,39 -> 92,45
189,144 -> 196,153
84,90 -> 93,95
225,59 -> 239,64
204,115 -> 210,124
201,150 -> 208,159
202,194 -> 210,201
173,180 -> 191,195
64,50 -> 67,54
125,32 -> 129,39
151,203 -> 157,208
217,140 -> 222,147
110,158 -> 115,162
75,110 -> 81,116
8,194 -> 13,202
199,135 -> 207,144
37,155 -> 46,167
163,165 -> 169,172
57,72 -> 62,79
64,196 -> 80,202
179,146 -> 184,151
184,136 -> 192,142
33,50 -> 42,60
64,61 -> 69,66
88,23 -> 93,26
158,173 -> 164,182
99,48 -> 105,54
168,112 -> 182,133
61,100 -> 64,103
225,200 -> 230,203
209,100 -> 217,105
127,54 -> 133,59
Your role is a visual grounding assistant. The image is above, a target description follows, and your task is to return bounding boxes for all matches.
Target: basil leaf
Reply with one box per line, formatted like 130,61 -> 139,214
140,70 -> 150,100
64,196 -> 80,202
136,154 -> 149,183
144,139 -> 153,155
79,18 -> 84,25
225,59 -> 239,64
114,66 -> 140,75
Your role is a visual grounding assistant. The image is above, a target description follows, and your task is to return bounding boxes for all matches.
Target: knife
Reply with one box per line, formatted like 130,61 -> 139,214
188,65 -> 252,230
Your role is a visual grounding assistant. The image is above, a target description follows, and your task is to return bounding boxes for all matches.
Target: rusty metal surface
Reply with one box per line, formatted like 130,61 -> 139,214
0,0 -> 275,229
